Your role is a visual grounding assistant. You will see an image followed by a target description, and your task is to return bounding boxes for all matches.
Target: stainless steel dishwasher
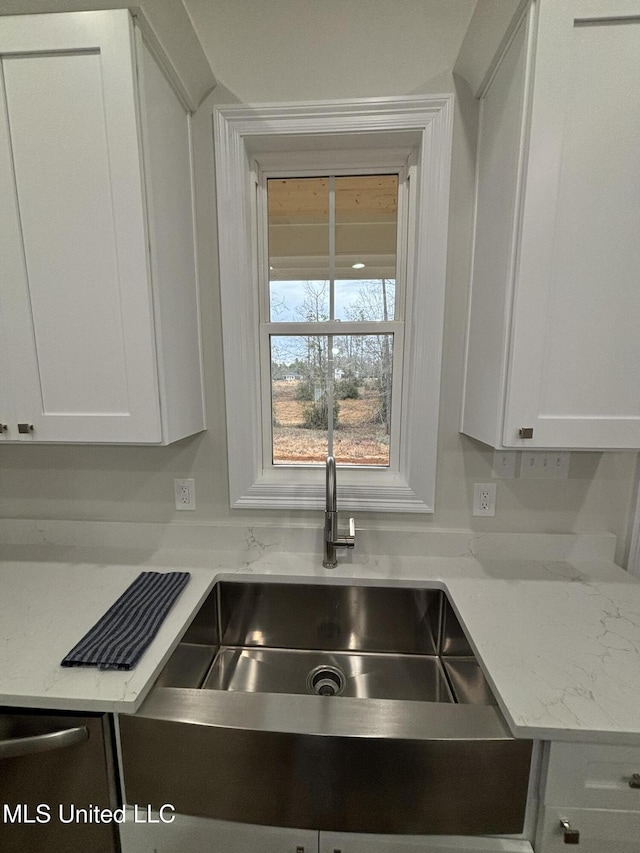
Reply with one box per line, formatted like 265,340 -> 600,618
0,708 -> 120,852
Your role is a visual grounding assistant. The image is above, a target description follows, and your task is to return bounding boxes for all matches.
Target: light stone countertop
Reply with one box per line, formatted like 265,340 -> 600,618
0,562 -> 216,714
0,538 -> 639,745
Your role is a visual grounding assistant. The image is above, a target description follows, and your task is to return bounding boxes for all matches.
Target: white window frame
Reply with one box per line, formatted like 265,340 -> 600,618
213,96 -> 454,513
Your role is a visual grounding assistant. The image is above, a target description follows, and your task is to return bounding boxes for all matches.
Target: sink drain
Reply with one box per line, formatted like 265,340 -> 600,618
307,665 -> 345,697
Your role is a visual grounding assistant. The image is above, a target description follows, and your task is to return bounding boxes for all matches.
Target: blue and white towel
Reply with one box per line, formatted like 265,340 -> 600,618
61,571 -> 191,671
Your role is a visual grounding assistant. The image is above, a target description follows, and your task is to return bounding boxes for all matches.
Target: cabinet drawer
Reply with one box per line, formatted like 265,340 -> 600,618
545,742 -> 640,811
536,805 -> 640,853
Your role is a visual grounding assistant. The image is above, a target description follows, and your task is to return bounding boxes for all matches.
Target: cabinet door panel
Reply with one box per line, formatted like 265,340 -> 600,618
504,1 -> 640,448
536,805 -> 640,852
0,12 -> 161,442
119,810 -> 318,853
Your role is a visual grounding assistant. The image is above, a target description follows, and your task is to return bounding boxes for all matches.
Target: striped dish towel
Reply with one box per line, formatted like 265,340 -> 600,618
61,571 -> 191,671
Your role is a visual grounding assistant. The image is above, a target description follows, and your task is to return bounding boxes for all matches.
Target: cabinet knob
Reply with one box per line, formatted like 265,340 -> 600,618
560,818 -> 580,844
17,423 -> 34,434
629,772 -> 640,789
519,427 -> 534,439
0,424 -> 7,433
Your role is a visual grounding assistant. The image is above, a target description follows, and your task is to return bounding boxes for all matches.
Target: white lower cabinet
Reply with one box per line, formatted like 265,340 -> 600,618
320,832 -> 532,852
119,812 -> 533,853
536,806 -> 640,852
535,742 -> 640,853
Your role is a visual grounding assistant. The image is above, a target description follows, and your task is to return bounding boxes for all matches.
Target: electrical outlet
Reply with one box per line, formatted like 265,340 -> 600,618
492,451 -> 518,479
473,482 -> 496,517
174,478 -> 196,510
520,452 -> 570,480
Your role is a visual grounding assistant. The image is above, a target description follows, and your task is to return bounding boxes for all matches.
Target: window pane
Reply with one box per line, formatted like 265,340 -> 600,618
268,178 -> 329,320
335,174 -> 397,319
271,334 -> 392,467
271,335 -> 329,464
270,279 -> 330,323
333,333 -> 392,467
268,175 -> 398,322
336,278 -> 396,322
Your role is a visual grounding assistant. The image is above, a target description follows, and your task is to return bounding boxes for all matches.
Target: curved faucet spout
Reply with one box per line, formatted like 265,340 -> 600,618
323,455 -> 355,568
326,455 -> 337,513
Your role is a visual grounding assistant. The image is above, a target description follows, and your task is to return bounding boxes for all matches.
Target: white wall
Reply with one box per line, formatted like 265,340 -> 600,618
0,0 -> 636,564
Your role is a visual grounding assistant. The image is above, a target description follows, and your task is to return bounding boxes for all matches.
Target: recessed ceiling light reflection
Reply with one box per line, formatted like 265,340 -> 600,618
352,262 -> 365,269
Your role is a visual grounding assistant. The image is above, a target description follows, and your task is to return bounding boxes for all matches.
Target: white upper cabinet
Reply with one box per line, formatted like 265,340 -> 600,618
461,0 -> 640,449
0,11 -> 205,444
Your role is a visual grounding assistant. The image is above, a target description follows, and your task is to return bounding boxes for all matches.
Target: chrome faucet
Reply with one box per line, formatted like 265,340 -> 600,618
323,455 -> 356,568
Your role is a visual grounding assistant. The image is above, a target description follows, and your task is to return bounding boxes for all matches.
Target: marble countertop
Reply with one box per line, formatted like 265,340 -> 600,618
0,562 -> 216,713
1,540 -> 639,744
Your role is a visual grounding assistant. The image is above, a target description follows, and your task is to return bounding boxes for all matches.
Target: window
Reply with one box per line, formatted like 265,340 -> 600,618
264,173 -> 402,468
213,97 -> 453,512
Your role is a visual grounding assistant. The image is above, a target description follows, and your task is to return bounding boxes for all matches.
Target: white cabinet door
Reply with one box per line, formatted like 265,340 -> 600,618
0,11 -> 205,444
320,832 -> 532,853
0,12 -> 160,443
462,0 -> 640,450
119,811 -> 318,853
503,0 -> 640,449
536,805 -> 640,852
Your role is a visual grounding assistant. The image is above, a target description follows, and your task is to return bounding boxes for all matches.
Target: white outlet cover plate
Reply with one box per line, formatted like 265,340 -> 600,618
174,478 -> 196,510
473,482 -> 497,517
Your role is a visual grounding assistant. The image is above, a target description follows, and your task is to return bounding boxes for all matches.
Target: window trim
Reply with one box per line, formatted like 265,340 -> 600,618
213,96 -> 454,513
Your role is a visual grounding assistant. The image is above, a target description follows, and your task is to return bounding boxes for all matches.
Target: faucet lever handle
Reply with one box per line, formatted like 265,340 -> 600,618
339,517 -> 356,548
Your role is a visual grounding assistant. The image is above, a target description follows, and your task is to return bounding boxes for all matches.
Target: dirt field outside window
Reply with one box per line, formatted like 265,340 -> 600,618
272,380 -> 389,465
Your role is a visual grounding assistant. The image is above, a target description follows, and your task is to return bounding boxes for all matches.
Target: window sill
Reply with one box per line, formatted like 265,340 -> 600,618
233,468 -> 433,513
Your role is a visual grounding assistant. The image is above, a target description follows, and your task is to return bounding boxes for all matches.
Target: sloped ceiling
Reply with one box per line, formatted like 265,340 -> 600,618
183,0 -> 477,102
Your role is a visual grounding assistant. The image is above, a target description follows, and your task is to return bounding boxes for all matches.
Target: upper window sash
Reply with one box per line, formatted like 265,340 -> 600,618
256,162 -> 409,327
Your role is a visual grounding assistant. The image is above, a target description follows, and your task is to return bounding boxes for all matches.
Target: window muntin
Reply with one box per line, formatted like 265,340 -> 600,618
263,173 -> 402,468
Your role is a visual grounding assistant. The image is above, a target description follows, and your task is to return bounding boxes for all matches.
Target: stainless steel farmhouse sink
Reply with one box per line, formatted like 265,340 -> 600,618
119,581 -> 532,835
